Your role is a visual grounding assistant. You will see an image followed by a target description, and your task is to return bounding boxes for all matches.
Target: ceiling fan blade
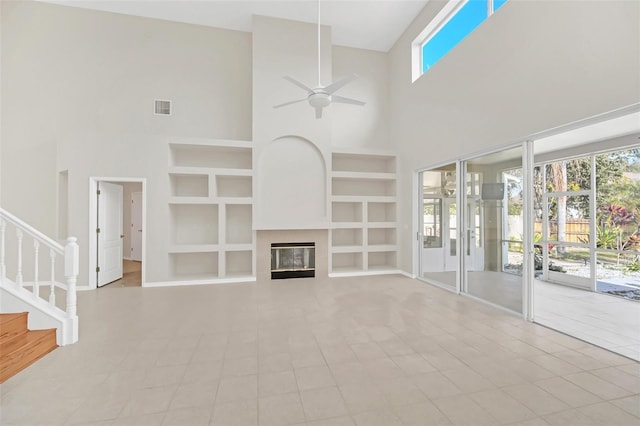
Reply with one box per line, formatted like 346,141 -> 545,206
283,76 -> 314,93
331,95 -> 365,106
315,106 -> 323,119
273,98 -> 307,109
323,74 -> 358,94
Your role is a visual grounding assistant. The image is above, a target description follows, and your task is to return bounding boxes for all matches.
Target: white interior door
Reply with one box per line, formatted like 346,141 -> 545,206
97,182 -> 123,287
131,191 -> 142,262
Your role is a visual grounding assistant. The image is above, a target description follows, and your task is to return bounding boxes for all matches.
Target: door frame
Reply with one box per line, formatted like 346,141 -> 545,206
416,162 -> 463,293
130,191 -> 143,262
89,177 -> 147,289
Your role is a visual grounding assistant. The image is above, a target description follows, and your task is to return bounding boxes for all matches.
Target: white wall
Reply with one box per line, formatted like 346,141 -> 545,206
1,0 -> 252,285
252,16 -> 332,230
389,0 -> 640,272
332,46 -> 390,149
251,16 -> 391,230
2,2 -> 391,285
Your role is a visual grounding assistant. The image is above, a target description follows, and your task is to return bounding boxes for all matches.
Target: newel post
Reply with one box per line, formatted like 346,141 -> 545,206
64,237 -> 79,318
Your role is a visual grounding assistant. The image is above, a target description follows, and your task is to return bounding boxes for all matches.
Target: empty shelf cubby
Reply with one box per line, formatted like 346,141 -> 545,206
216,175 -> 252,198
170,204 -> 218,245
170,173 -> 209,197
332,202 -> 363,223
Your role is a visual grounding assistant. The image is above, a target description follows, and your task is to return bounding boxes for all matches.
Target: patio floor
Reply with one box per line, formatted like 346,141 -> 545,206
535,280 -> 640,362
421,271 -> 640,361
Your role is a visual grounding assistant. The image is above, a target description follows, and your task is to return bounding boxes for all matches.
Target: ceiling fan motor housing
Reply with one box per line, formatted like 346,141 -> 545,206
308,92 -> 331,108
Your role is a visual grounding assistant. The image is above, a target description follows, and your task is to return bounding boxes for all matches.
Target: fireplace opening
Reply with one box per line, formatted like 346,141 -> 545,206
271,242 -> 315,279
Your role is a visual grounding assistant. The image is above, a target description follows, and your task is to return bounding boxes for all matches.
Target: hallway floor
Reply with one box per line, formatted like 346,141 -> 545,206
1,275 -> 638,425
103,260 -> 142,288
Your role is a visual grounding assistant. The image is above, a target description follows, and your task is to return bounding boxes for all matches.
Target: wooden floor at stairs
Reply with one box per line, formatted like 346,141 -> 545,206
0,312 -> 58,383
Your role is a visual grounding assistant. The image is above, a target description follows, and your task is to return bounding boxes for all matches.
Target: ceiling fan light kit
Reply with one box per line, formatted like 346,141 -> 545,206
273,0 -> 365,119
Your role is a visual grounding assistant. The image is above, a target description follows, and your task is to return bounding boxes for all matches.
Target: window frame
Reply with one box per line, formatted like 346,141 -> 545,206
411,0 -> 503,82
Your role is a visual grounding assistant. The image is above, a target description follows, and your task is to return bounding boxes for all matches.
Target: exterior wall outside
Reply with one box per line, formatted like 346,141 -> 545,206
389,0 -> 640,273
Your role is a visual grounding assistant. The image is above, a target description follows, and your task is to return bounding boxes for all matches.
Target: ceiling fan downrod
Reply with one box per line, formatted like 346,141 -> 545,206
272,0 -> 365,119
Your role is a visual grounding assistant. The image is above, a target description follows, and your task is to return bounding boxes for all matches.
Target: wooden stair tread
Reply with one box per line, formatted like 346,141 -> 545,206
0,313 -> 28,345
2,328 -> 57,354
0,312 -> 28,324
0,318 -> 58,383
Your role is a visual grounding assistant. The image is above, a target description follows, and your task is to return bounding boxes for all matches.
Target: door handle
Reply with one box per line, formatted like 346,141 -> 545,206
138,229 -> 142,232
120,234 -> 125,238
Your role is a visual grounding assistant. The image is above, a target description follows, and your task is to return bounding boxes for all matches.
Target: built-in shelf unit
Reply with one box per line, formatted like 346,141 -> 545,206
330,151 -> 398,275
167,139 -> 254,283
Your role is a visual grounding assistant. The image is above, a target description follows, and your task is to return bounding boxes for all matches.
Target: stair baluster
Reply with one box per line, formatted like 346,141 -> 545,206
33,240 -> 40,299
16,229 -> 23,287
49,249 -> 56,307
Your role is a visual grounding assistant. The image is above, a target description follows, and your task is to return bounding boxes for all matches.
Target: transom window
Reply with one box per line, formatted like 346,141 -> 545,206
412,0 -> 508,81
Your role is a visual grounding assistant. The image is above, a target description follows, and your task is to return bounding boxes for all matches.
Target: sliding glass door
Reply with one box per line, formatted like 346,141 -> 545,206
462,146 -> 525,313
419,165 -> 457,289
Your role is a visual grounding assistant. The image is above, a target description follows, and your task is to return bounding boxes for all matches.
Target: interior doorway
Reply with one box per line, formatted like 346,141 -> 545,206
97,181 -> 124,287
89,177 -> 146,289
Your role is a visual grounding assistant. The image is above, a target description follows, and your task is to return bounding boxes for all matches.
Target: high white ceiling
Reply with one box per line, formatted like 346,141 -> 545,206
36,0 -> 429,52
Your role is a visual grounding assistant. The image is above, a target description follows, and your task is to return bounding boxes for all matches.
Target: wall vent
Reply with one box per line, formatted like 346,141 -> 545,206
154,99 -> 172,116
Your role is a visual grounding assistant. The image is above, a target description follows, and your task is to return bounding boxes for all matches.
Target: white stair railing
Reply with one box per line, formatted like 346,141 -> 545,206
0,207 -> 79,344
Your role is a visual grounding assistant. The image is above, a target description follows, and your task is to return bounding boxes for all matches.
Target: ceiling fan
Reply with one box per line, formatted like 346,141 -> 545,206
273,0 -> 365,119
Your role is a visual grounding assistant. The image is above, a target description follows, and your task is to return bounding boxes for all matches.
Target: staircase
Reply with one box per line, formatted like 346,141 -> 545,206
0,312 -> 57,383
0,207 -> 79,346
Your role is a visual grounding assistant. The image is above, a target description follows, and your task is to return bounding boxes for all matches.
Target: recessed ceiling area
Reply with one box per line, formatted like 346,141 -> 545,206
35,0 -> 429,52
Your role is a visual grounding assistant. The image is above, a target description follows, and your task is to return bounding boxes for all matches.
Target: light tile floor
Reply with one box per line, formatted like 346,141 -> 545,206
1,274 -> 639,425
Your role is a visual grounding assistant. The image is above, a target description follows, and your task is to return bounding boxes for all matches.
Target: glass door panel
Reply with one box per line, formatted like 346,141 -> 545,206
419,165 -> 457,288
463,146 -> 524,314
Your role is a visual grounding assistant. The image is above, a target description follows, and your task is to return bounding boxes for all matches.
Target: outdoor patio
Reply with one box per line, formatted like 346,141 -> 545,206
534,280 -> 640,361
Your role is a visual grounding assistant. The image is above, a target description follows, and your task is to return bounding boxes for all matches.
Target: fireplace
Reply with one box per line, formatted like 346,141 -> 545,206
271,242 -> 315,279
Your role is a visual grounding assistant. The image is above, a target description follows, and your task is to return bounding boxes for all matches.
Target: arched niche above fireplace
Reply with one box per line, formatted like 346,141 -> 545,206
255,135 -> 328,230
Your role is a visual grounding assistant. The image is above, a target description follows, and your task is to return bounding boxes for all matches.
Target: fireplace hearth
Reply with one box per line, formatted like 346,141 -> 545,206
271,242 -> 315,279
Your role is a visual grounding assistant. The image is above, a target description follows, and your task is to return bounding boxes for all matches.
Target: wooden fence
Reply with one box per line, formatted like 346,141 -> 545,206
534,219 -> 590,244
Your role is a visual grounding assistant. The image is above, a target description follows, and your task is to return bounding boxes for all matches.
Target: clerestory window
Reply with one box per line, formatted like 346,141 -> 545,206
412,0 -> 508,81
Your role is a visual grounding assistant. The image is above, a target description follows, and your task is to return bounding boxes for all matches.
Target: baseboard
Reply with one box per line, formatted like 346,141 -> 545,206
144,276 -> 256,288
328,269 -> 402,278
400,271 -> 416,279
